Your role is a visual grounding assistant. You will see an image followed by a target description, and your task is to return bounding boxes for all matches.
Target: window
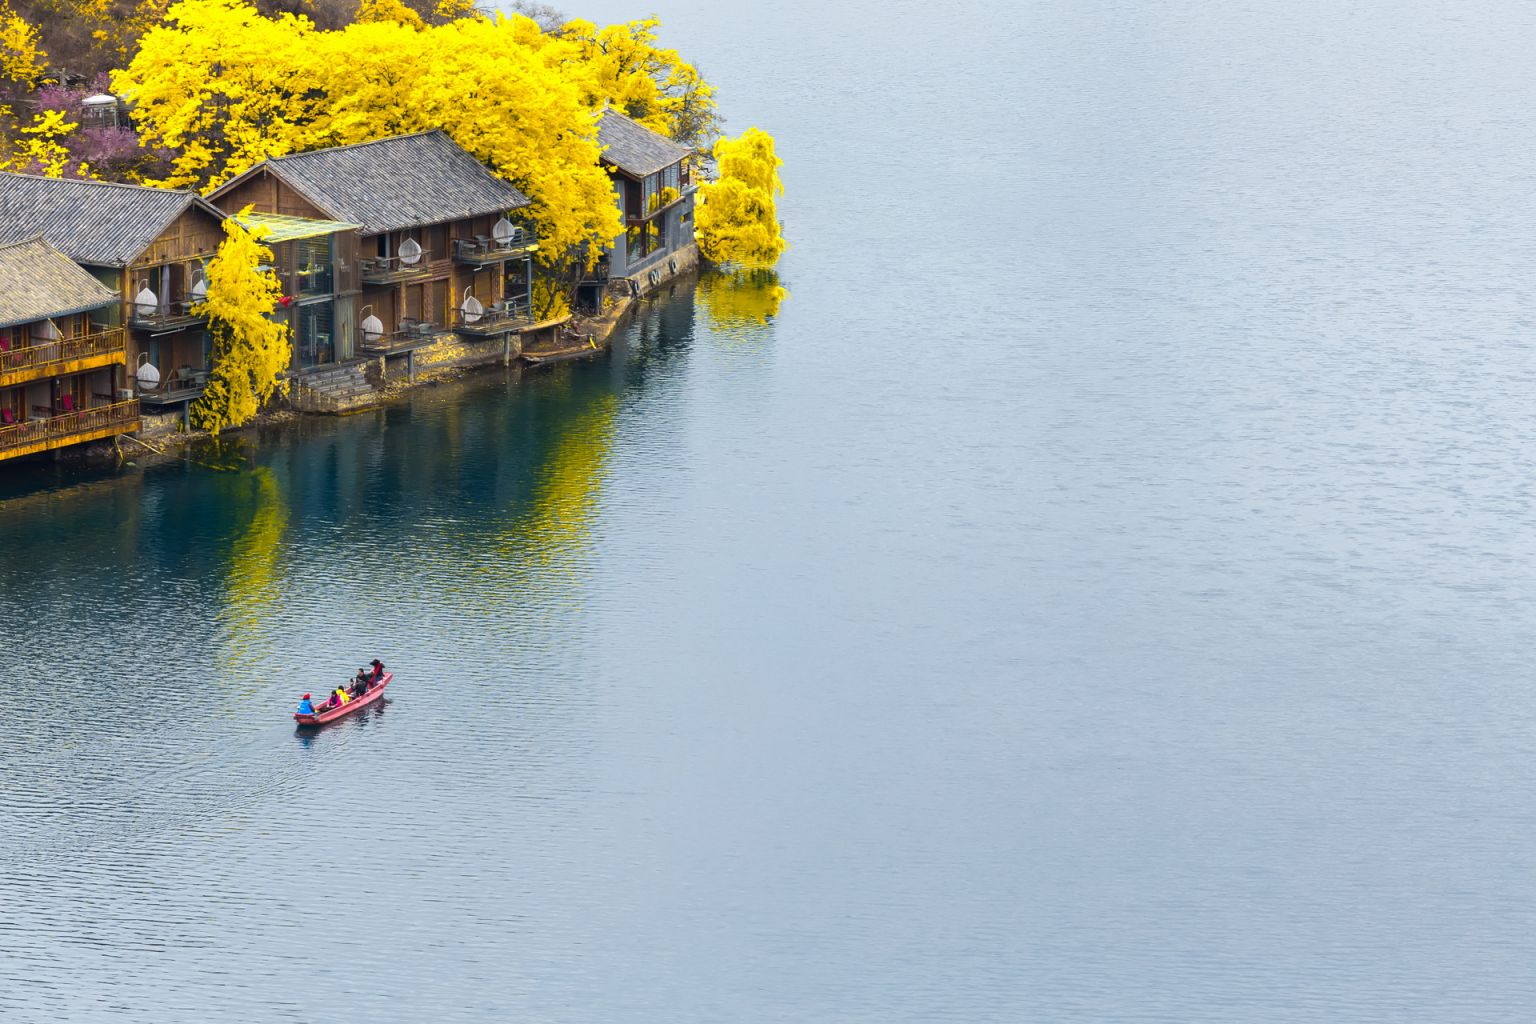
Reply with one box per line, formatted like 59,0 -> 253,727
296,236 -> 332,297
662,163 -> 679,192
297,302 -> 334,367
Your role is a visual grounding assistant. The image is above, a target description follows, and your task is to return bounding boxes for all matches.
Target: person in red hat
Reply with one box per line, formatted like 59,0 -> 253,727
296,693 -> 315,715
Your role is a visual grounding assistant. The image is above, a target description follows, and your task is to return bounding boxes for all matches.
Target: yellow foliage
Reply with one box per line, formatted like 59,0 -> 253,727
0,3 -> 45,89
355,0 -> 423,29
530,272 -> 569,321
5,109 -> 85,177
553,17 -> 718,145
115,3 -> 623,265
190,210 -> 292,436
432,0 -> 477,22
696,128 -> 786,269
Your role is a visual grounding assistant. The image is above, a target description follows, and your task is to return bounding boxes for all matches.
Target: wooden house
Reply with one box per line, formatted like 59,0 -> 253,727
0,237 -> 138,462
0,173 -> 226,422
578,110 -> 698,311
208,131 -> 538,376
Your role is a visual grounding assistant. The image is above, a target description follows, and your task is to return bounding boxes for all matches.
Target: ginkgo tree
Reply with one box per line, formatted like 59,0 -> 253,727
190,209 -> 291,437
696,128 -> 786,269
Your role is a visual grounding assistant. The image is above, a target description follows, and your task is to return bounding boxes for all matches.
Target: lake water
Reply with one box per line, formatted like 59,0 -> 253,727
5,0 -> 1536,1019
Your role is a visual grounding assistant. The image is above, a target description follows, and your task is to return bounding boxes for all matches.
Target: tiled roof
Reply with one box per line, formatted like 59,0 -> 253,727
0,236 -> 115,328
0,173 -> 216,266
237,130 -> 530,236
597,110 -> 693,177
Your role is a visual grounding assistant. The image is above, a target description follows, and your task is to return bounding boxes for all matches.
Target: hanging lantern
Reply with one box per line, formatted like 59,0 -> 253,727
135,282 -> 158,317
136,360 -> 160,389
460,286 -> 484,325
361,305 -> 383,342
398,238 -> 423,266
492,217 -> 515,246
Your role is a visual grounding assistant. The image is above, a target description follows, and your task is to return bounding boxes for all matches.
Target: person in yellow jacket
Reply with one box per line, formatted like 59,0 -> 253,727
335,686 -> 351,705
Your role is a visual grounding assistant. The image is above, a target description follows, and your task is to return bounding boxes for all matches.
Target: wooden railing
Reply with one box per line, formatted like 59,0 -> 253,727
454,299 -> 530,334
357,318 -> 446,353
0,328 -> 126,379
358,253 -> 432,284
0,398 -> 139,457
452,230 -> 537,264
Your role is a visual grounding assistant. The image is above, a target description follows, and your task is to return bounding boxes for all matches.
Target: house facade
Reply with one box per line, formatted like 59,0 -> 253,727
208,131 -> 539,377
578,110 -> 698,312
0,237 -> 139,462
0,173 -> 227,424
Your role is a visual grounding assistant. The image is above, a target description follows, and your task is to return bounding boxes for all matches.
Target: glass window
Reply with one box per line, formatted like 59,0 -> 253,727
297,302 -> 334,367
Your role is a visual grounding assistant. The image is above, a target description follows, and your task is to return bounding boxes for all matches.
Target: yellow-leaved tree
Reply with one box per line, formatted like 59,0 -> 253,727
111,0 -> 327,190
191,211 -> 291,437
551,17 -> 718,145
696,128 -> 786,268
115,3 -> 622,280
0,2 -> 45,92
8,109 -> 83,177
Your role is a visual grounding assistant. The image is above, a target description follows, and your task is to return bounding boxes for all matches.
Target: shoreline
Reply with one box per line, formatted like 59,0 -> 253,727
44,255 -> 701,473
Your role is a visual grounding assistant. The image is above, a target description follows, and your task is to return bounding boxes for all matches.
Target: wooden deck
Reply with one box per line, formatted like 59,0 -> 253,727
0,399 -> 139,462
0,329 -> 127,388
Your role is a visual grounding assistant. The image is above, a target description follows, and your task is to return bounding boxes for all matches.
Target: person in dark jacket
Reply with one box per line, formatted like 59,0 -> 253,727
369,659 -> 385,684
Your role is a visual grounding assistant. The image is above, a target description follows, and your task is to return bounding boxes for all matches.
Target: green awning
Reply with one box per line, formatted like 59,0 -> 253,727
237,212 -> 360,243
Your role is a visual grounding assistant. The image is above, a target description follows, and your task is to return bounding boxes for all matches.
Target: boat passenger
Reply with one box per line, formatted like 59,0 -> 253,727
327,689 -> 343,709
369,659 -> 385,683
337,686 -> 351,705
296,693 -> 315,715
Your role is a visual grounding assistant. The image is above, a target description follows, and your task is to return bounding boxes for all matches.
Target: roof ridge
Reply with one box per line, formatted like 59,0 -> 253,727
0,171 -> 199,197
272,129 -> 445,162
0,233 -> 51,251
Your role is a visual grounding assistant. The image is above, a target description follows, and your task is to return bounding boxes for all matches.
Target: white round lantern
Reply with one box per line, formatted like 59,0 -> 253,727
461,288 -> 484,325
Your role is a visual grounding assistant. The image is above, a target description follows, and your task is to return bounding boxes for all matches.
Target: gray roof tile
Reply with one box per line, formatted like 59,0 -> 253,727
249,130 -> 530,235
0,174 -> 211,266
0,236 -> 115,328
598,110 -> 693,177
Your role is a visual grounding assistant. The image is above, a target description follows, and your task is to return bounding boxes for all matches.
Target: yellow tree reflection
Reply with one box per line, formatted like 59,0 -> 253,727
697,267 -> 788,340
220,465 -> 289,673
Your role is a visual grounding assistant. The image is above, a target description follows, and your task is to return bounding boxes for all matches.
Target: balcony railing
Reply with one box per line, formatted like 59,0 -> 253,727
452,230 -> 538,265
0,399 -> 139,460
127,301 -> 206,332
0,327 -> 126,385
357,318 -> 448,354
359,253 -> 433,285
454,299 -> 531,335
138,367 -> 210,407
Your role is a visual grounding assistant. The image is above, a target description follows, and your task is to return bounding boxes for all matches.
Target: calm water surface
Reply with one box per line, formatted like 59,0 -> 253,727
6,0 -> 1536,1020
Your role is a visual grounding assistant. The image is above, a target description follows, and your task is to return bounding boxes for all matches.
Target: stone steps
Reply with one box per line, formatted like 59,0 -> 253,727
289,360 -> 381,414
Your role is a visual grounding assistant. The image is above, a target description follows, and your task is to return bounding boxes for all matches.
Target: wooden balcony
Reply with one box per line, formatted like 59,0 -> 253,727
0,399 -> 139,462
359,253 -> 433,285
0,328 -> 127,388
127,302 -> 207,333
138,367 -> 210,407
452,231 -> 538,266
357,318 -> 449,354
454,299 -> 531,336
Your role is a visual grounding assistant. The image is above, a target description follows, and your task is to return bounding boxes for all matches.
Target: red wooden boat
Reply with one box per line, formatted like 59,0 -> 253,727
294,673 -> 392,725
